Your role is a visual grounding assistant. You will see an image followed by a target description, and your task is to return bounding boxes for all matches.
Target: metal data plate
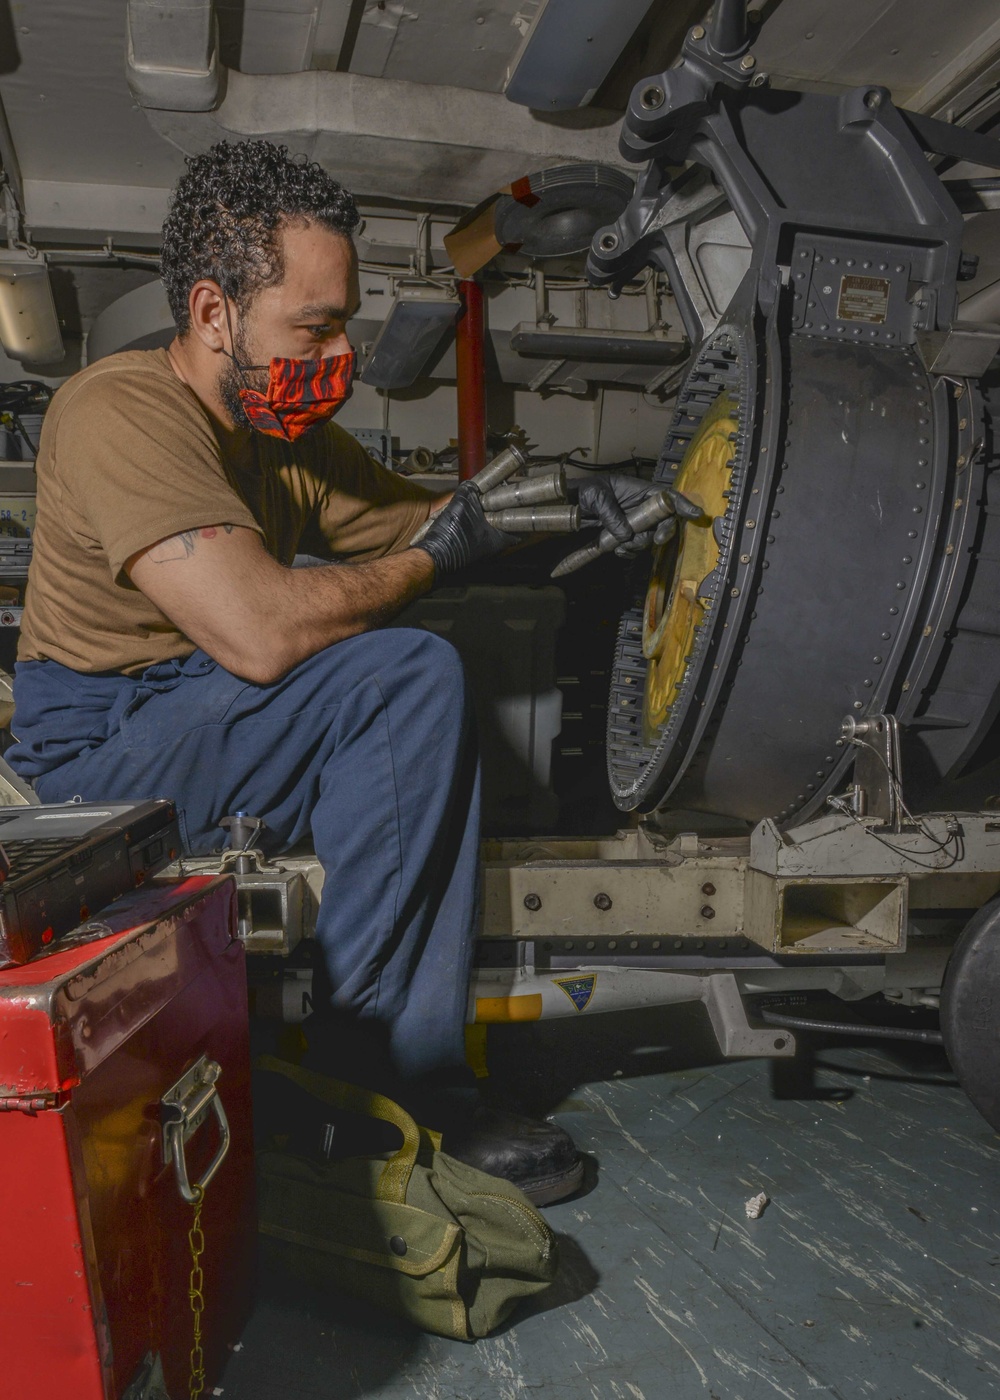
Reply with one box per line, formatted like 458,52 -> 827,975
790,235 -> 913,345
837,274 -> 891,323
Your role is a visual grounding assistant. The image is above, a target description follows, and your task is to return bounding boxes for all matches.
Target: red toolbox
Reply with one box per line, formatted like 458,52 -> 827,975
0,875 -> 256,1400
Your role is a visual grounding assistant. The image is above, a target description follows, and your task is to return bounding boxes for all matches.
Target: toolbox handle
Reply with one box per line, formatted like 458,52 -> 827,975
162,1057 -> 232,1205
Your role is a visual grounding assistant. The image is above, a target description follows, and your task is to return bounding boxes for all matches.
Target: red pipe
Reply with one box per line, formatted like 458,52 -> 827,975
456,278 -> 486,481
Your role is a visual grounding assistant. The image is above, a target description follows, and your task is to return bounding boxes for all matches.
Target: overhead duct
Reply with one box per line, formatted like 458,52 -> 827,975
126,0 -> 221,112
238,0 -> 325,76
137,69 -> 626,205
125,2 -> 627,206
505,0 -> 654,111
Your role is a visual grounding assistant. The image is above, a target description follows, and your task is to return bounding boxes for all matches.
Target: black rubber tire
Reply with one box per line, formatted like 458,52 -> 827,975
940,896 -> 1000,1134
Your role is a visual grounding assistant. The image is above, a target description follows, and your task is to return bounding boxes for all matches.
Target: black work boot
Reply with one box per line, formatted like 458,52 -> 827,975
441,1105 -> 583,1207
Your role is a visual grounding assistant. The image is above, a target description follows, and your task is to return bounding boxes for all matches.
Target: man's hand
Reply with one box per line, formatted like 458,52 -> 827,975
412,480 -> 518,579
571,472 -> 702,555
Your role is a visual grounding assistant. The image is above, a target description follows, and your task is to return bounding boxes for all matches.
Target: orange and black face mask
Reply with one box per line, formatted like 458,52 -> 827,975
220,291 -> 355,441
237,351 -> 356,441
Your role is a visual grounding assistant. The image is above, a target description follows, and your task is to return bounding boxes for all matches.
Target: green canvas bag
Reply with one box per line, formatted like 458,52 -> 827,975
255,1056 -> 559,1340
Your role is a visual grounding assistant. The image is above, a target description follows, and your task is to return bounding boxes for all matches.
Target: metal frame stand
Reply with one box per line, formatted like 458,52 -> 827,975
163,714 -> 996,1065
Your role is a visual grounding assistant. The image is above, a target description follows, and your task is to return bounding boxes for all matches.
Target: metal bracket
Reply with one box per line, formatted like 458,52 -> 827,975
161,1055 -> 230,1205
163,849 -> 317,954
702,972 -> 796,1057
219,812 -> 266,873
231,868 -> 310,954
218,844 -> 267,876
917,323 -> 1000,378
841,713 -> 903,830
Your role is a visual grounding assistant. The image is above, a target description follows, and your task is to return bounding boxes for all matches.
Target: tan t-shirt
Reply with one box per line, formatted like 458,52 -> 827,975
18,348 -> 434,675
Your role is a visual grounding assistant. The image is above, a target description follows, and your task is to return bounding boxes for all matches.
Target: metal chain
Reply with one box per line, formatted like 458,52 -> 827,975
187,1186 -> 207,1400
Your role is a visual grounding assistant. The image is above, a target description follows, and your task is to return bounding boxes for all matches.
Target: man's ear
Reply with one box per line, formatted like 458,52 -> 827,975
188,279 -> 229,353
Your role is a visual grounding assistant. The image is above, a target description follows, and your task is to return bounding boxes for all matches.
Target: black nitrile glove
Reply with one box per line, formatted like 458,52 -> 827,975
571,472 -> 703,557
413,481 -> 518,579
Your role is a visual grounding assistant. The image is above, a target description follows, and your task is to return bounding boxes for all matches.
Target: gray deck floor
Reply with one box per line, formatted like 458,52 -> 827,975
223,1008 -> 1000,1399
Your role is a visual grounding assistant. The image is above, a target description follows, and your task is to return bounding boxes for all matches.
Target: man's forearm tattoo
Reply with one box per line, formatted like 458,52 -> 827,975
147,524 -> 235,563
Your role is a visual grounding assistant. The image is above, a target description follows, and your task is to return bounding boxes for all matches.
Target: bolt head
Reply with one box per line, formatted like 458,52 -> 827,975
740,53 -> 756,70
700,905 -> 716,919
691,24 -> 705,39
594,892 -> 613,911
523,893 -> 541,912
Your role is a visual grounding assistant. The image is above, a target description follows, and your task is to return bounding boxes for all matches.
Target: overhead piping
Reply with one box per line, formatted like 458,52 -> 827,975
125,1 -> 626,205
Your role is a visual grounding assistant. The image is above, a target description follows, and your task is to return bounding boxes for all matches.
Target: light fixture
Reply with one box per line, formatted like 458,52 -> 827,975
360,284 -> 460,390
0,251 -> 65,365
505,0 -> 654,111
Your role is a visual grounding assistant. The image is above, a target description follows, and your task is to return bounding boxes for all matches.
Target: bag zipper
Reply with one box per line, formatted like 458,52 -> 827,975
469,1191 -> 556,1252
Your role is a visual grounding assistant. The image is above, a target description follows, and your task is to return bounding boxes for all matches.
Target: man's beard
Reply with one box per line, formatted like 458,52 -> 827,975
218,321 -> 270,430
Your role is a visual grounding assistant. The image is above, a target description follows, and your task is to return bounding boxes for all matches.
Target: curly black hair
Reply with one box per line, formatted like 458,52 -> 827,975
160,139 -> 360,334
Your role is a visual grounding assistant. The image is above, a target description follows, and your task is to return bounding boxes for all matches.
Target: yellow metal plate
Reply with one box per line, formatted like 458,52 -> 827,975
642,391 -> 739,741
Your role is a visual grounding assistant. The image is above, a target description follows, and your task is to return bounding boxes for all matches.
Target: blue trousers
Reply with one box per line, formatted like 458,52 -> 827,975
10,630 -> 481,1082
